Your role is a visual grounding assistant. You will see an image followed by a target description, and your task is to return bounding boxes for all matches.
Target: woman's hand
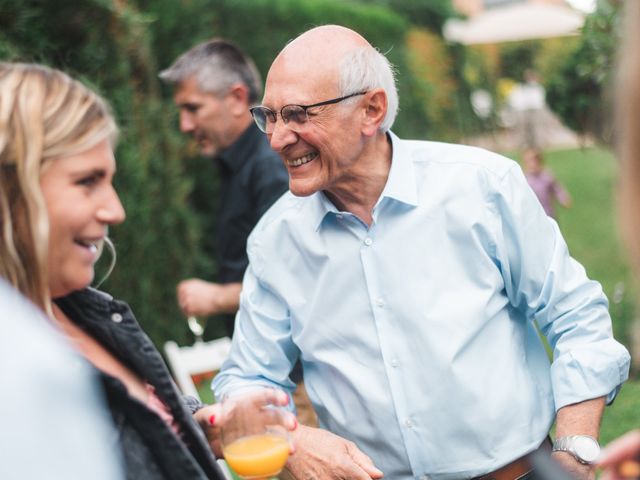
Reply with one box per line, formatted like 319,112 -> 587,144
598,430 -> 640,480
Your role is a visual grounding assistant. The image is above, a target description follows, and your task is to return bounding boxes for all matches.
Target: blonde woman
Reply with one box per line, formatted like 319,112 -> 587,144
0,62 -> 253,480
598,1 -> 640,479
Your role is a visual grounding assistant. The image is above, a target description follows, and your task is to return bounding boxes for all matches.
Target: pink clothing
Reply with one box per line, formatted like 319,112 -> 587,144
525,169 -> 569,218
145,383 -> 181,436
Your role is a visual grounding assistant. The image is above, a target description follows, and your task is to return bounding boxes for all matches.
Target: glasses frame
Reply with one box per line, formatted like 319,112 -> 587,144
250,91 -> 368,133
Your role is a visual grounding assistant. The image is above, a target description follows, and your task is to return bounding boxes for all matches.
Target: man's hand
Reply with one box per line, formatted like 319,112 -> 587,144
551,452 -> 595,480
283,424 -> 384,480
193,388 -> 297,458
176,279 -> 241,317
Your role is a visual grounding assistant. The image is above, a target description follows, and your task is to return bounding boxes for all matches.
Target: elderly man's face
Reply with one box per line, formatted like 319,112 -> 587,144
262,62 -> 366,198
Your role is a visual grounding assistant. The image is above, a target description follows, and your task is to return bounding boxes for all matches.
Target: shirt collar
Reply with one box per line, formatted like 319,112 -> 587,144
310,192 -> 340,231
378,131 -> 418,207
217,122 -> 262,173
309,131 -> 418,231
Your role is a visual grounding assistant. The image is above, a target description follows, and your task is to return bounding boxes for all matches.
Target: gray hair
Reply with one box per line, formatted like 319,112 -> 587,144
339,46 -> 398,132
159,39 -> 262,104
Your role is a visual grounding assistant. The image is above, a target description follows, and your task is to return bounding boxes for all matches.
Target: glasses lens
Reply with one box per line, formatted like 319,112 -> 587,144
281,105 -> 307,125
250,107 -> 272,133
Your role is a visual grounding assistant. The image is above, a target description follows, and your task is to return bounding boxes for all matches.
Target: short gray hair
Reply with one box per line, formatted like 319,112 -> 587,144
339,46 -> 398,132
159,39 -> 262,104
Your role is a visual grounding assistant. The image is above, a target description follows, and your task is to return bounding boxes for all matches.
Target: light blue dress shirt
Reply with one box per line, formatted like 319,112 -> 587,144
213,133 -> 630,480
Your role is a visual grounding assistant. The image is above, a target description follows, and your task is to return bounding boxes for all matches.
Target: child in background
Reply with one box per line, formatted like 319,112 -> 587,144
523,148 -> 572,218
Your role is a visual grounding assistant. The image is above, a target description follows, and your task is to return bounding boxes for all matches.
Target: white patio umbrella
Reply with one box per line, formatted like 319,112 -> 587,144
443,3 -> 585,45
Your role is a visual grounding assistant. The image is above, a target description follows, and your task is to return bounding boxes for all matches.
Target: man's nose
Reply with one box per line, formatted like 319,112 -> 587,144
268,119 -> 298,152
179,112 -> 195,133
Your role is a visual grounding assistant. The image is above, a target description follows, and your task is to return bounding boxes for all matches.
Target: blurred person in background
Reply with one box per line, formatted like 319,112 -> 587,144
0,278 -> 123,480
508,69 -> 547,149
0,62 -> 236,480
160,40 -> 315,426
522,148 -> 572,219
598,0 -> 640,478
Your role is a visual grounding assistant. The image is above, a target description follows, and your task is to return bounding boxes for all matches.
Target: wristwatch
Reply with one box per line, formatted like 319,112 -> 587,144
552,435 -> 601,465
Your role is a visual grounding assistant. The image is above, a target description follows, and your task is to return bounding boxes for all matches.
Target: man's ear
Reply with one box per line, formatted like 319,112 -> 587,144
227,83 -> 250,116
361,88 -> 387,137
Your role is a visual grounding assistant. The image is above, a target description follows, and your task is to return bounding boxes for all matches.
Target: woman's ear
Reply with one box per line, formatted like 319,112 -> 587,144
361,88 -> 387,137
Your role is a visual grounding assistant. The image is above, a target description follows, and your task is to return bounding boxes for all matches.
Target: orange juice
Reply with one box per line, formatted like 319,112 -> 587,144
223,434 -> 289,478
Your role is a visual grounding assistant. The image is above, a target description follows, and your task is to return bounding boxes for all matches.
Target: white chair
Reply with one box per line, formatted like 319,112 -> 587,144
163,337 -> 234,480
164,336 -> 232,399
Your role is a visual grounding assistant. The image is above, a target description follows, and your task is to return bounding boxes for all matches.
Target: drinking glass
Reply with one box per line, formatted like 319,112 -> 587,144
220,387 -> 291,479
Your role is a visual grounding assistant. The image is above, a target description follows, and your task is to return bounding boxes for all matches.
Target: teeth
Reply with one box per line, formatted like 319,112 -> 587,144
288,152 -> 317,167
89,244 -> 98,254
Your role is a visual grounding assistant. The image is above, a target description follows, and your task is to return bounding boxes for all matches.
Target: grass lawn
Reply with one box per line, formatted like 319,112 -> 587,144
547,147 -> 636,348
601,380 -> 640,443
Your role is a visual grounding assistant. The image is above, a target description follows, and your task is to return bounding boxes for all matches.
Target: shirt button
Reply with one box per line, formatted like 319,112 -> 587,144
404,418 -> 413,428
336,214 -> 343,220
364,237 -> 373,246
420,475 -> 430,480
390,359 -> 399,368
111,313 -> 123,323
375,297 -> 384,307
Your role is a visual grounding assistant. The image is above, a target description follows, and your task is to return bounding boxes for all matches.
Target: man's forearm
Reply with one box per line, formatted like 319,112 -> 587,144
555,396 -> 606,438
552,396 -> 606,479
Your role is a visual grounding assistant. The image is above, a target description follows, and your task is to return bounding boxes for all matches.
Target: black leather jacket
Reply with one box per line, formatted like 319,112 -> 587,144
55,288 -> 224,480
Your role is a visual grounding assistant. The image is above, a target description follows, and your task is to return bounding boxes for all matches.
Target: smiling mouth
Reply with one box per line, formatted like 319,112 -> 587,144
287,152 -> 317,167
75,239 -> 100,254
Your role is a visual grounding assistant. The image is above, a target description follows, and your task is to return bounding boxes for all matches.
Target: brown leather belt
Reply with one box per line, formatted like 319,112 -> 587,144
472,438 -> 552,480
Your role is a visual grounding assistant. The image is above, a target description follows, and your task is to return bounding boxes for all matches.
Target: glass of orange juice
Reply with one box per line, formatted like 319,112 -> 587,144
220,386 -> 292,479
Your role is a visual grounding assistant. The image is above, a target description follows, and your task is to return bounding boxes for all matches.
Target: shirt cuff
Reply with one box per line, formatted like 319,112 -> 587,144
550,340 -> 630,409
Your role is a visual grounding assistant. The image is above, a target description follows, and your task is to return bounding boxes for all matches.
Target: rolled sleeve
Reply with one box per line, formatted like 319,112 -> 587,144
493,165 -> 630,410
551,339 -> 630,407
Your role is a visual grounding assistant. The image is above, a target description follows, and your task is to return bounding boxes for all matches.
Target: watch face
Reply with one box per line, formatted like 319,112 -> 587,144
574,436 -> 600,463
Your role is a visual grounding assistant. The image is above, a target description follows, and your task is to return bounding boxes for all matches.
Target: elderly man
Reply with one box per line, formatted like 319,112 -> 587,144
213,25 -> 630,480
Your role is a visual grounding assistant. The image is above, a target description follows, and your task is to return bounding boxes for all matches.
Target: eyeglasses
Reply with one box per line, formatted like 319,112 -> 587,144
250,91 -> 368,133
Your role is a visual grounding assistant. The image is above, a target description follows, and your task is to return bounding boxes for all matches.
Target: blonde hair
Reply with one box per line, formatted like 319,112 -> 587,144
0,62 -> 117,313
617,1 -> 640,270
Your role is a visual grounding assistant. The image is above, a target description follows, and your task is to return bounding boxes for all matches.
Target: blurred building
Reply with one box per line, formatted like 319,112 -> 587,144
454,0 -> 569,17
